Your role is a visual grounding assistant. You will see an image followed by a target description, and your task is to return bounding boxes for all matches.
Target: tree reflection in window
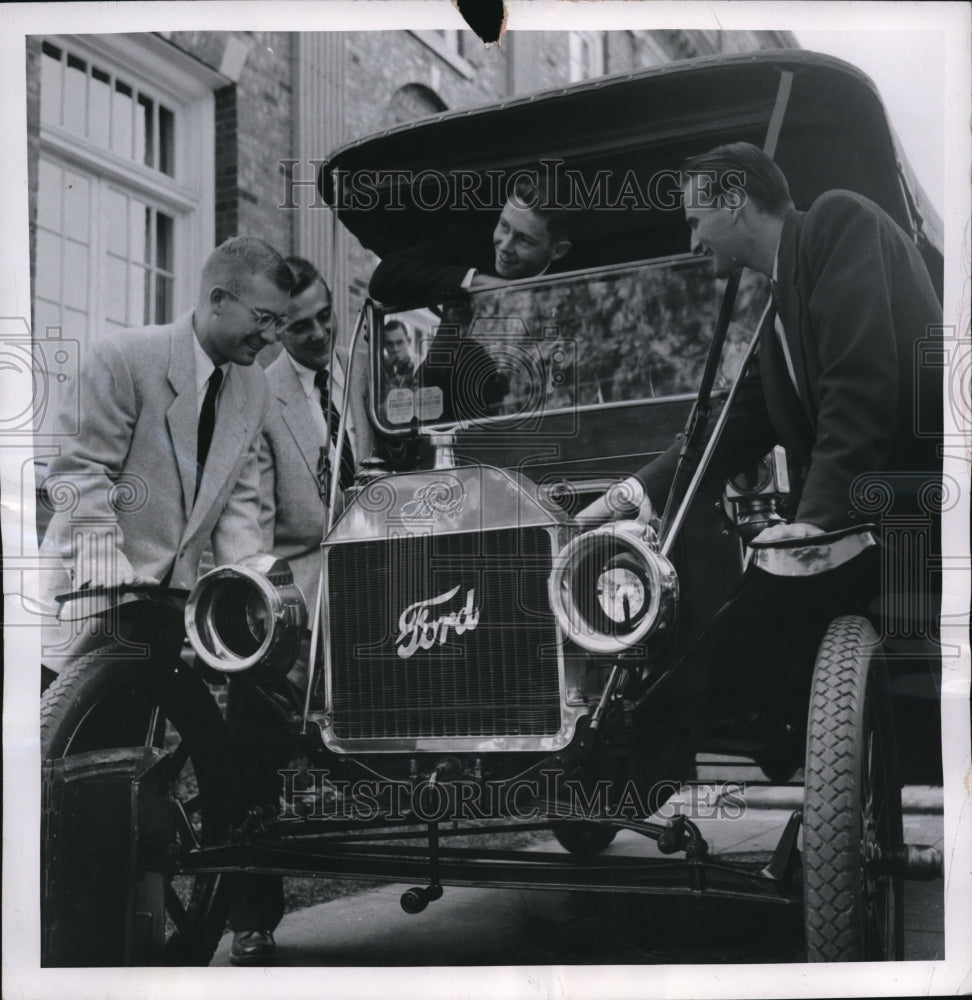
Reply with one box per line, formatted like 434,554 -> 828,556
462,260 -> 769,415
381,259 -> 770,430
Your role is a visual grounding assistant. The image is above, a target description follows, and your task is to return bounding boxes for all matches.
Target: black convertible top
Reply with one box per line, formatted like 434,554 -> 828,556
321,49 -> 942,284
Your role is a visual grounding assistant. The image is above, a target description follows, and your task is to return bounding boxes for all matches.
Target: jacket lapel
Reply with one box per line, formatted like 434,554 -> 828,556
277,358 -> 325,482
165,315 -> 201,517
775,211 -> 816,423
186,361 -> 247,534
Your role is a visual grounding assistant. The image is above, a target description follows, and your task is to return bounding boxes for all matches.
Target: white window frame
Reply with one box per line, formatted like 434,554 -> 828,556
38,33 -> 226,317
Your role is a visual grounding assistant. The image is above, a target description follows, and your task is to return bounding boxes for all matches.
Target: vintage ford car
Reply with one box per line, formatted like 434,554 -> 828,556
41,50 -> 944,967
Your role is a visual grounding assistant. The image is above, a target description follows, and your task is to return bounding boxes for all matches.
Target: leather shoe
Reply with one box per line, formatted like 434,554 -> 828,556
230,929 -> 277,965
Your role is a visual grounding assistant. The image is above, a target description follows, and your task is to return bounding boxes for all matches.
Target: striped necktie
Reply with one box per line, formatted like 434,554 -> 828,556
314,370 -> 355,497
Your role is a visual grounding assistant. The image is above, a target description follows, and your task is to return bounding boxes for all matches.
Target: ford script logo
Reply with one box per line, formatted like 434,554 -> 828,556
400,479 -> 466,520
396,585 -> 481,660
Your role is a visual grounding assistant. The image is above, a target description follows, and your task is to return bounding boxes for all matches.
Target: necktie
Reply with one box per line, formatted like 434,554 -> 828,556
196,366 -> 223,499
314,370 -> 355,497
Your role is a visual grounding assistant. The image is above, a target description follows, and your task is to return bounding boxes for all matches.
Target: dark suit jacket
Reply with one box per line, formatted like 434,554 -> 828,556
368,220 -> 570,306
638,191 -> 943,531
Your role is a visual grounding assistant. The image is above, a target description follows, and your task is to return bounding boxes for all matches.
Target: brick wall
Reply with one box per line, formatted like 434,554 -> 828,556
344,30 -> 513,143
214,85 -> 239,242
167,30 -> 295,254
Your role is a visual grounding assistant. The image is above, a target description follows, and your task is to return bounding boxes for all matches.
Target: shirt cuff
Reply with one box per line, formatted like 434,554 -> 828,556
460,268 -> 477,291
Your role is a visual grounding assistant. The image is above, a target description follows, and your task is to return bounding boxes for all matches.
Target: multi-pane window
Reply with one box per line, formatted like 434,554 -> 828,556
102,189 -> 175,333
34,160 -> 92,349
32,34 -> 218,439
34,161 -> 175,341
40,41 -> 175,176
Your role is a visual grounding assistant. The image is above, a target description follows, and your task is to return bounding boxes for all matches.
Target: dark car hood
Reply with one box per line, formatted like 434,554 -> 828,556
321,49 -> 942,279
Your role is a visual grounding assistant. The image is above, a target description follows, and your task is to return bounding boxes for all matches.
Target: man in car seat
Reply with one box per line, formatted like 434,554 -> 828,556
368,175 -> 573,305
369,176 -> 573,431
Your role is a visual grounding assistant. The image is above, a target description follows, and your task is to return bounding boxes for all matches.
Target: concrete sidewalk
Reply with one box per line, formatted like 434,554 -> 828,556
729,781 -> 944,811
212,796 -> 944,966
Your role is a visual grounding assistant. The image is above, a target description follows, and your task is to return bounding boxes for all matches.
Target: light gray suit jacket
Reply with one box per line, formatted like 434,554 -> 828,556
40,312 -> 269,606
258,348 -> 357,607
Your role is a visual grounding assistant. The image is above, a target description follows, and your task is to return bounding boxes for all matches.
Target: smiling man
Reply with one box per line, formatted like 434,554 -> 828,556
257,257 -> 359,608
40,235 -> 292,611
368,175 -> 573,305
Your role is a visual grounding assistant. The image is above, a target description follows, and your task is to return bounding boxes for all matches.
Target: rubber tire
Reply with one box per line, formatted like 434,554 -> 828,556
41,643 -> 233,966
551,821 -> 619,858
803,616 -> 904,961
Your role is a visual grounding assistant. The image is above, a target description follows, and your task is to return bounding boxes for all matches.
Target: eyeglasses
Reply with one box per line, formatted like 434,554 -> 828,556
217,286 -> 286,332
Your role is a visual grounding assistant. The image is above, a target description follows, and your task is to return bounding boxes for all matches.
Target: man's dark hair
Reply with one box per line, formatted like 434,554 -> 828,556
284,255 -> 332,298
508,175 -> 572,243
681,142 -> 794,216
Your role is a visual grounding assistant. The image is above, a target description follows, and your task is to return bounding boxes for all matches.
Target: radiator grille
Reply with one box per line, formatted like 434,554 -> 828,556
327,527 -> 561,740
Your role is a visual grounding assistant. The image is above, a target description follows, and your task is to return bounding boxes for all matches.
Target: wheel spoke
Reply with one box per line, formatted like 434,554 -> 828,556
166,735 -> 191,779
196,873 -> 224,923
182,792 -> 202,815
173,799 -> 202,851
164,882 -> 193,938
145,704 -> 163,747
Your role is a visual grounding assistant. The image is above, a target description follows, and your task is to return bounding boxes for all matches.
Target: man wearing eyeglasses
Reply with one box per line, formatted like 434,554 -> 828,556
40,235 -> 293,644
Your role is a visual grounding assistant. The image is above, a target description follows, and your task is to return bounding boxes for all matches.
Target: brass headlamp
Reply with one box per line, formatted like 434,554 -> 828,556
185,554 -> 307,677
549,521 -> 678,655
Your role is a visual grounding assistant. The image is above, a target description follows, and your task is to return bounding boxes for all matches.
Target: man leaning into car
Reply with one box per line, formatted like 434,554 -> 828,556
578,141 -> 943,556
368,175 -> 573,304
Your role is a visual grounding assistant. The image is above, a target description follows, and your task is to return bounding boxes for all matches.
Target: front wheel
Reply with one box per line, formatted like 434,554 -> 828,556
41,644 -> 233,966
803,616 -> 904,961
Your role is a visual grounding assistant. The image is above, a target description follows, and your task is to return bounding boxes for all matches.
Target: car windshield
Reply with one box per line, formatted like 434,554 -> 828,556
374,256 -> 769,432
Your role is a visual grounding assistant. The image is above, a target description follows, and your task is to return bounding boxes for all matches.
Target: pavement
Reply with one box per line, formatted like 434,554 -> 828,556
212,782 -> 945,967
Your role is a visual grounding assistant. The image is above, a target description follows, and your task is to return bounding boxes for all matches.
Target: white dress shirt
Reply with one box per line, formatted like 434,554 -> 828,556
191,329 -> 229,415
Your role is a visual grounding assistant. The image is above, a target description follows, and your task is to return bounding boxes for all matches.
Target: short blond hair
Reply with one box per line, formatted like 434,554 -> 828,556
201,236 -> 294,295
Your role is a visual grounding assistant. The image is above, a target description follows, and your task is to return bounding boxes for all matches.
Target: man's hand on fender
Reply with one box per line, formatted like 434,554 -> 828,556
750,521 -> 826,545
76,549 -> 160,591
574,477 -> 656,528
